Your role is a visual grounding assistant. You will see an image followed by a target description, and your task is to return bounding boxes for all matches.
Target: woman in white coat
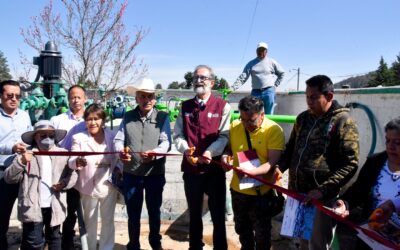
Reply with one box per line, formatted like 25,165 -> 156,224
69,103 -> 121,250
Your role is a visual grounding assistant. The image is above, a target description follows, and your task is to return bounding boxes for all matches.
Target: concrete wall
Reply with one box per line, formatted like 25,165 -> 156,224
276,87 -> 400,164
162,87 -> 400,162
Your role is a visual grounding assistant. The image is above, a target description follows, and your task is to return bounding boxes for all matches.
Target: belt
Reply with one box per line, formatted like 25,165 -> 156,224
256,86 -> 273,91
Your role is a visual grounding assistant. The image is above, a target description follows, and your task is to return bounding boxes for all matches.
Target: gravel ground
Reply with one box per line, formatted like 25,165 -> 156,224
8,216 -> 301,250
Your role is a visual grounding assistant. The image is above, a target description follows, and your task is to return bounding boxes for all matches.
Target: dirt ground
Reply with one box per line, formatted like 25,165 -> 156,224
7,217 -> 300,250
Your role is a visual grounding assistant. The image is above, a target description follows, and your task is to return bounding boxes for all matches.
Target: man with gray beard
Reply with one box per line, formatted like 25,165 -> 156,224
174,65 -> 231,250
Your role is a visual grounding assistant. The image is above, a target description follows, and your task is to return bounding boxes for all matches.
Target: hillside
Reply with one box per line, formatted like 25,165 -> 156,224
333,72 -> 374,89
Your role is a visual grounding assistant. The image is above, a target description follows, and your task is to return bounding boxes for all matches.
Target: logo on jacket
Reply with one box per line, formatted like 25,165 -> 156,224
326,121 -> 336,139
207,113 -> 220,118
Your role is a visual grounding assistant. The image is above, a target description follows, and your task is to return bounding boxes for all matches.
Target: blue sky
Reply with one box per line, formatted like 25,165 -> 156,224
1,0 -> 400,91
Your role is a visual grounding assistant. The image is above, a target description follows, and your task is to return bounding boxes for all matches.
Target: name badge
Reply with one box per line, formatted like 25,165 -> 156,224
207,113 -> 220,118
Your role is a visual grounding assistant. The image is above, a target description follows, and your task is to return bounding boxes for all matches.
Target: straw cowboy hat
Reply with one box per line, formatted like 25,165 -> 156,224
132,78 -> 157,94
21,120 -> 67,145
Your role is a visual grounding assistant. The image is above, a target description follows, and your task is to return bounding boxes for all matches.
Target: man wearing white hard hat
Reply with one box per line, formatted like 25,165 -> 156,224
114,78 -> 171,250
231,42 -> 285,114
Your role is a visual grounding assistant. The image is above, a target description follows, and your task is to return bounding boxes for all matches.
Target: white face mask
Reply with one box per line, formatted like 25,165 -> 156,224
37,137 -> 55,150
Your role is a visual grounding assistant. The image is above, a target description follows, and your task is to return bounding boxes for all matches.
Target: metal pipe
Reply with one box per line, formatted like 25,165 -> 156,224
231,112 -> 297,124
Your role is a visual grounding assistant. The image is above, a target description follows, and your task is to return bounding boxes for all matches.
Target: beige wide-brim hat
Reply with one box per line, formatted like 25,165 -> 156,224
132,78 -> 158,94
21,120 -> 67,145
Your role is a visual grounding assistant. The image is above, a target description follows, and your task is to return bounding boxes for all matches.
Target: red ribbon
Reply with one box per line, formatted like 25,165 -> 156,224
32,150 -> 182,157
30,150 -> 399,249
214,157 -> 400,250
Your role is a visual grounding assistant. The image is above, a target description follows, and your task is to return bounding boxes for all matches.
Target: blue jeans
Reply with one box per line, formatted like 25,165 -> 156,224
123,173 -> 166,250
251,87 -> 276,114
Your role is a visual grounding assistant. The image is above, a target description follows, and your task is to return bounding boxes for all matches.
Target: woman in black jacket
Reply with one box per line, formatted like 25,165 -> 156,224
334,117 -> 400,249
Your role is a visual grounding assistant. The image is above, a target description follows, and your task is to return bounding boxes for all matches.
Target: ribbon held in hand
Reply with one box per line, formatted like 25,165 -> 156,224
186,147 -> 198,165
33,150 -> 181,157
368,208 -> 385,231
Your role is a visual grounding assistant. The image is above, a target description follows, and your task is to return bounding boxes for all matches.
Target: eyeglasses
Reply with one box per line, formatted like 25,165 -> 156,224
193,75 -> 212,83
5,93 -> 22,100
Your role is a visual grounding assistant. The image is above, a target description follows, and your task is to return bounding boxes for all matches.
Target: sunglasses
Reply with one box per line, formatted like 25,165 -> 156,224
37,133 -> 55,140
5,93 -> 22,100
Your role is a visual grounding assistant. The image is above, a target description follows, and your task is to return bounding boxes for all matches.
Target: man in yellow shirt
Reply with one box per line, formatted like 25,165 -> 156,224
222,95 -> 284,249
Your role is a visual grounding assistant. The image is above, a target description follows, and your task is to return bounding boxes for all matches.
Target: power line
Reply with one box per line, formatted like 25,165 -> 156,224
299,72 -> 313,77
282,73 -> 298,85
240,0 -> 259,63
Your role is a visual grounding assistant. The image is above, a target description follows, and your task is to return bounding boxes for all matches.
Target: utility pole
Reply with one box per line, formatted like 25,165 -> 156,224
290,67 -> 301,90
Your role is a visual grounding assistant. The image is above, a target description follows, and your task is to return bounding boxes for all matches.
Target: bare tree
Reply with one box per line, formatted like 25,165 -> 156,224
20,0 -> 148,90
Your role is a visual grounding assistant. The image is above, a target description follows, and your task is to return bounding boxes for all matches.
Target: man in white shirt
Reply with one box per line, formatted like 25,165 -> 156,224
50,85 -> 87,250
51,85 -> 87,149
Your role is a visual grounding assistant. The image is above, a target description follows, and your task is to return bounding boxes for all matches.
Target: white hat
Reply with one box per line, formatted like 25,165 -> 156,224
257,42 -> 268,50
21,120 -> 67,145
132,78 -> 156,94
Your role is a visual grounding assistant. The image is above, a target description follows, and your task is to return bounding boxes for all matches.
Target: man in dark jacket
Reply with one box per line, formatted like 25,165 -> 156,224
280,75 -> 359,250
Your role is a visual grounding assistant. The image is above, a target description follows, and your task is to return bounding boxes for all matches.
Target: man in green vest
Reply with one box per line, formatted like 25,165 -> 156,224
115,78 -> 171,250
